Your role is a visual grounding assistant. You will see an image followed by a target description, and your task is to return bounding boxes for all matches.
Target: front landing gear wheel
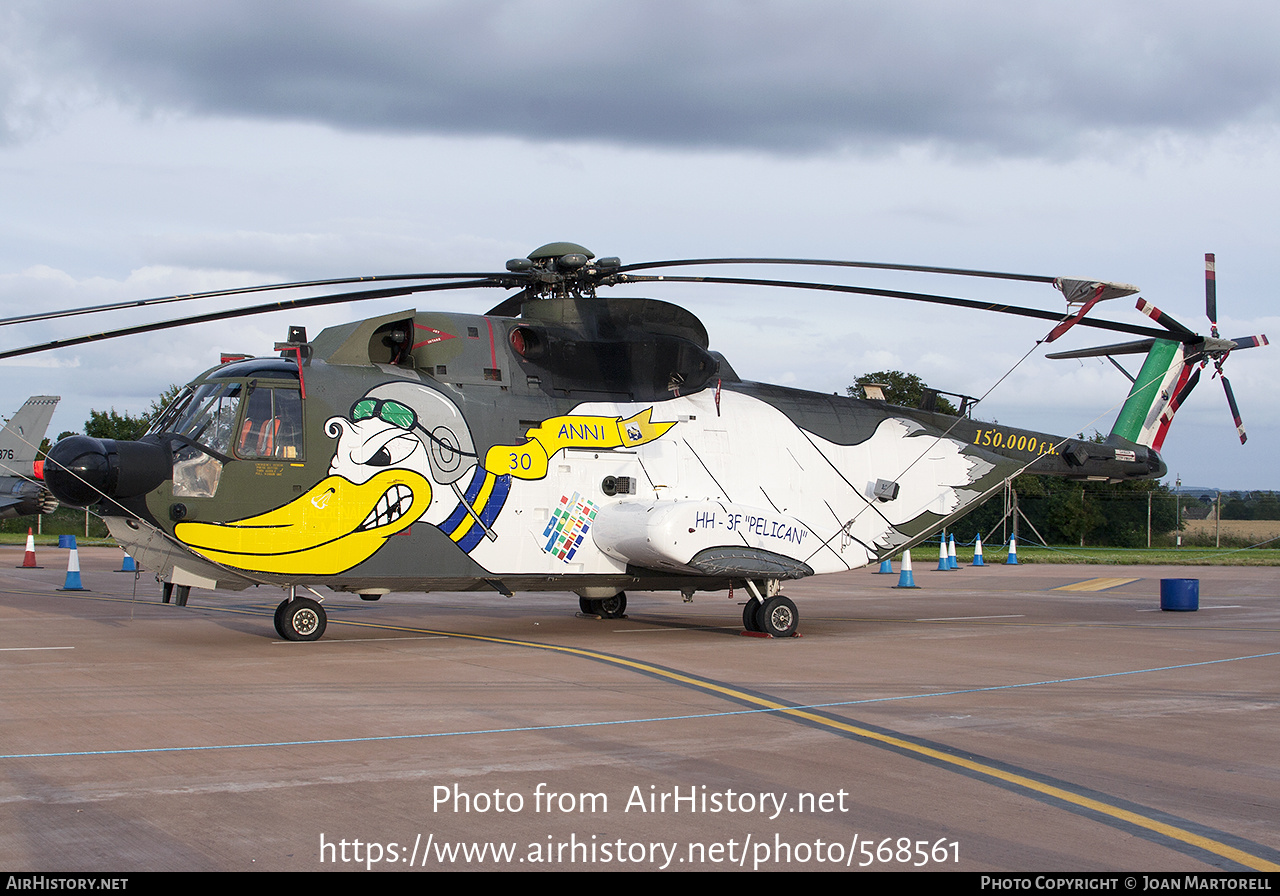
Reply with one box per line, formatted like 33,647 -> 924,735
743,600 -> 762,632
276,596 -> 327,641
757,595 -> 798,638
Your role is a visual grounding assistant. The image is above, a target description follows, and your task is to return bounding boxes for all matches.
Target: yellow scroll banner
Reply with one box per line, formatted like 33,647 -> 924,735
484,408 -> 676,480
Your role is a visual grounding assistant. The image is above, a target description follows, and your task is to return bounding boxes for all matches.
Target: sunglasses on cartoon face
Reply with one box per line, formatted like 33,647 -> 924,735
351,398 -> 417,429
350,397 -> 477,467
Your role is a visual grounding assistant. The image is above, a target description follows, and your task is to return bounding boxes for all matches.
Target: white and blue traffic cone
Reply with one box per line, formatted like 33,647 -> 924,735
58,542 -> 88,591
948,534 -> 959,569
876,557 -> 894,574
972,534 -> 986,566
894,550 -> 919,589
936,536 -> 949,571
1005,536 -> 1019,565
118,553 -> 137,572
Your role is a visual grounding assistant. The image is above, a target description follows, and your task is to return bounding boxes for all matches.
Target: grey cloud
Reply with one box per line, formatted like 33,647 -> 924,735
11,1 -> 1280,155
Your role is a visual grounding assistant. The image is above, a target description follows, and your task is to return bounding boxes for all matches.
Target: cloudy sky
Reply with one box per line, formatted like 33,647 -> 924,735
2,1 -> 1278,490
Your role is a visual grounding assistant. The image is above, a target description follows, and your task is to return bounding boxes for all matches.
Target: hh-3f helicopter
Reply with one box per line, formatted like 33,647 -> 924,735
30,244 -> 1265,641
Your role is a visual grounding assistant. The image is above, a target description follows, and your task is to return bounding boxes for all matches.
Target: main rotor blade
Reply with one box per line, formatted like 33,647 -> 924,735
611,256 -> 1061,285
1044,338 -> 1157,360
1221,374 -> 1247,444
0,271 -> 521,330
0,279 -> 503,362
1045,282 -> 1115,343
616,273 -> 1171,340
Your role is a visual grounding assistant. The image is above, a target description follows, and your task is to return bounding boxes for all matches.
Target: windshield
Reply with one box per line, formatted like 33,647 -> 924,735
160,382 -> 243,456
163,383 -> 242,499
147,386 -> 193,436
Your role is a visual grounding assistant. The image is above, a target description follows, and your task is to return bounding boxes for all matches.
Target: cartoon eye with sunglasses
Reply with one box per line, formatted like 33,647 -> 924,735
344,384 -> 498,542
349,388 -> 478,486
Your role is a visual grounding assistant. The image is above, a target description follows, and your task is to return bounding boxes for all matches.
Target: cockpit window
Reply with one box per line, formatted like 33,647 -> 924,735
237,386 -> 303,460
165,383 -> 241,498
165,382 -> 243,456
156,378 -> 303,497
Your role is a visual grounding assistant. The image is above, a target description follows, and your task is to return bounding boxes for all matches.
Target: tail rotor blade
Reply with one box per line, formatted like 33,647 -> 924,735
1221,374 -> 1247,444
1136,298 -> 1199,342
1231,334 -> 1269,350
1172,366 -> 1201,410
1205,253 -> 1218,336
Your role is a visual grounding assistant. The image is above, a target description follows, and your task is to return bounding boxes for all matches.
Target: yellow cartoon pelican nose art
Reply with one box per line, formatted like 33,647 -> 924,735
175,469 -> 430,575
175,382 -> 495,575
172,381 -> 678,575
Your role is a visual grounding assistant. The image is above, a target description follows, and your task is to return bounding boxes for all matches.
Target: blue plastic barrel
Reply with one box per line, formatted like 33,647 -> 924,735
1160,578 -> 1199,611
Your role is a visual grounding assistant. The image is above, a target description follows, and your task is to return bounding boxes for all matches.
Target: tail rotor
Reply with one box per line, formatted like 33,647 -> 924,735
1047,254 -> 1267,449
1132,254 -> 1265,445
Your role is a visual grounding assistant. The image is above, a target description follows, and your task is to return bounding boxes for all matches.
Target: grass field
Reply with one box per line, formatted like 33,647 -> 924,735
0,533 -> 115,547
951,544 -> 1280,566
1182,518 -> 1280,545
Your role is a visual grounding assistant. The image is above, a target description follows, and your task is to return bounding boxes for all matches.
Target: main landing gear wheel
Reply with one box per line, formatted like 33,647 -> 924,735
755,595 -> 798,638
275,596 -> 327,641
579,592 -> 627,619
743,600 -> 762,632
598,592 -> 627,619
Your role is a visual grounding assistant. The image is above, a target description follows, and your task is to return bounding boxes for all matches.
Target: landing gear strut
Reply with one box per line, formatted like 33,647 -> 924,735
275,589 -> 327,641
161,582 -> 191,606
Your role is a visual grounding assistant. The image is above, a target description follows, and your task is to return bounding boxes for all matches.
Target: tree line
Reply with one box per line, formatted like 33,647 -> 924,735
52,385 -> 184,446
1215,491 -> 1280,521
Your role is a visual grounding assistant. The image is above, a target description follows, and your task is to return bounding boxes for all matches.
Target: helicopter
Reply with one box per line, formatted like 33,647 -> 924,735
29,243 -> 1265,641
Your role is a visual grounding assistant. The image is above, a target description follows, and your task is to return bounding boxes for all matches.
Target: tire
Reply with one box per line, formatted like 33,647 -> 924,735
278,596 -> 327,641
273,599 -> 290,638
579,596 -> 596,615
597,592 -> 627,619
757,595 -> 798,638
742,600 -> 762,632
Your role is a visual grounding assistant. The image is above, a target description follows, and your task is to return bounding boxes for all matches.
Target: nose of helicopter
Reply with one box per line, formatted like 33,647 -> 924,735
45,435 -> 172,507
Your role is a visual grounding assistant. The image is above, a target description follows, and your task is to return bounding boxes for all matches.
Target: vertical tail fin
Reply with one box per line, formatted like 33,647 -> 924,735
0,396 -> 61,477
1108,339 -> 1191,451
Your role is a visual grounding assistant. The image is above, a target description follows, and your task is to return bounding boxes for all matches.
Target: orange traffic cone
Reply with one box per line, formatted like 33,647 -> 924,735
17,528 -> 40,568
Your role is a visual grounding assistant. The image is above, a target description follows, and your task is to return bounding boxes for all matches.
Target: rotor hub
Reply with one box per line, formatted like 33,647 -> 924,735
504,243 -> 622,302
